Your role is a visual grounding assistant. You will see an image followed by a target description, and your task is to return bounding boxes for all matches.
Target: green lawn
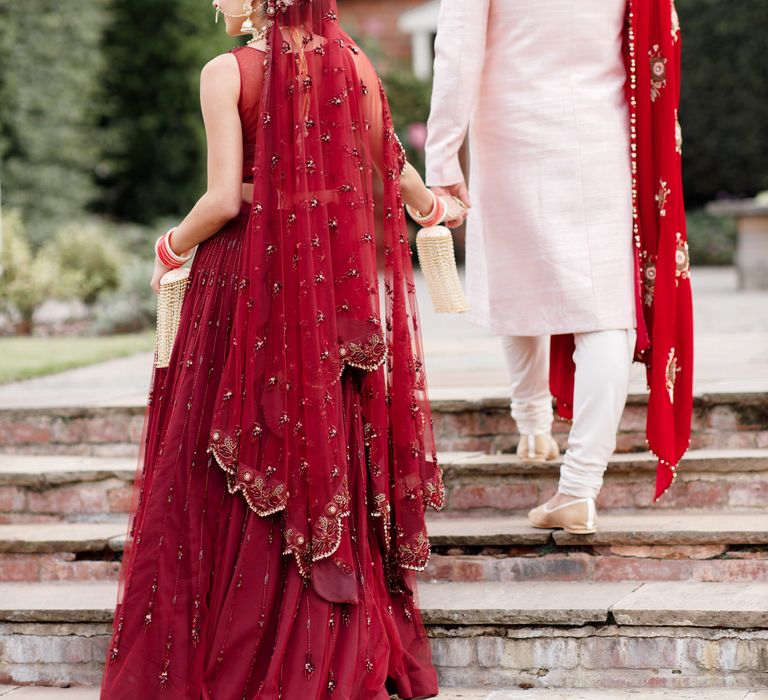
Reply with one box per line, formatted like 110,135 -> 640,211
0,332 -> 155,384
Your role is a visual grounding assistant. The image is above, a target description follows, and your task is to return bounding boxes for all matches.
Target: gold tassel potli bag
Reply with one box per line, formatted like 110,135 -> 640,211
416,225 -> 470,314
155,267 -> 190,369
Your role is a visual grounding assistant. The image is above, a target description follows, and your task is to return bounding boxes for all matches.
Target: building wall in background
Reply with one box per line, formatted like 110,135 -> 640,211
339,0 -> 425,62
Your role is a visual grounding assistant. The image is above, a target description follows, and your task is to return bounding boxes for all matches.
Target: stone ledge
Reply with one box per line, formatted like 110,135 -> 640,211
1,388 -> 766,417
0,689 -> 100,699
0,689 -> 761,700
419,582 -> 640,626
0,456 -> 136,488
611,581 -> 768,628
439,449 -> 768,478
2,510 -> 766,555
430,390 -> 768,413
426,512 -> 768,548
2,581 -> 767,630
0,523 -> 128,554
0,583 -> 115,623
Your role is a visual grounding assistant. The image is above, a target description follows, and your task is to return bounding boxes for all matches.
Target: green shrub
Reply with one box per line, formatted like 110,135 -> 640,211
91,257 -> 157,335
0,210 -> 60,334
686,208 -> 737,266
42,222 -> 122,305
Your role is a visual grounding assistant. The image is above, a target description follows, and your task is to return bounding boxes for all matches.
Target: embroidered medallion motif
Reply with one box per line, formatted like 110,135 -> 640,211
209,430 -> 240,472
665,347 -> 680,404
338,333 -> 387,373
675,232 -> 690,283
397,530 -> 431,572
643,258 -> 657,307
233,473 -> 288,516
656,180 -> 671,217
649,46 -> 667,102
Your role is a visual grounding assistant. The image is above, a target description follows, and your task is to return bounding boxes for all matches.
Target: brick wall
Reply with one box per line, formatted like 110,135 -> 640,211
338,0 -> 427,63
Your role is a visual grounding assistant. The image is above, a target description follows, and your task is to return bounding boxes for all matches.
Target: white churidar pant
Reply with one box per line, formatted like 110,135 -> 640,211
502,330 -> 636,499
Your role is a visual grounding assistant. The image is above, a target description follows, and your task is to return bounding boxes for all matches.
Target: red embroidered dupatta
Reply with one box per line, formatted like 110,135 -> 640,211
550,0 -> 694,500
207,0 -> 442,596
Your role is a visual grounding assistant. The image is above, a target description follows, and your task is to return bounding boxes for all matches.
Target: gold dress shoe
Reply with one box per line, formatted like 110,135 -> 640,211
517,434 -> 560,463
528,497 -> 597,534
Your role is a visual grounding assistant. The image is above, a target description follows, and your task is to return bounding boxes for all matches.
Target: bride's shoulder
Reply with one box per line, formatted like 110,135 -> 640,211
199,53 -> 240,102
201,52 -> 240,81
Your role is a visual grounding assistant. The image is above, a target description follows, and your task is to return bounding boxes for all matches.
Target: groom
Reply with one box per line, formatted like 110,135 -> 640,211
424,0 -> 693,532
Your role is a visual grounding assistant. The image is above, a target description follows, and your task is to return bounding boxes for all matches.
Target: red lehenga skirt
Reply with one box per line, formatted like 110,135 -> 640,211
100,207 -> 438,700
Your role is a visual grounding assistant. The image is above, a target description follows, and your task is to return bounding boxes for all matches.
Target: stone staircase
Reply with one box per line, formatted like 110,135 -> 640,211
0,393 -> 767,692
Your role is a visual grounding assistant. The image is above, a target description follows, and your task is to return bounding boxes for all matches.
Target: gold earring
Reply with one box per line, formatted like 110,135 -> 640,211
240,1 -> 255,32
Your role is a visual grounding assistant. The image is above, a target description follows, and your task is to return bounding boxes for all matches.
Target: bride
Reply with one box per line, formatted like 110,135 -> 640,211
100,1 -> 465,697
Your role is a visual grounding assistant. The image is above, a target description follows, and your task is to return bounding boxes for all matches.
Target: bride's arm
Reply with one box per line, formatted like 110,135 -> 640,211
355,53 -> 466,227
165,54 -> 243,256
425,0 -> 491,203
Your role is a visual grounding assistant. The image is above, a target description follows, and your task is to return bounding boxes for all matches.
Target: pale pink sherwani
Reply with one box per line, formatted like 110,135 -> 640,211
425,0 -> 637,336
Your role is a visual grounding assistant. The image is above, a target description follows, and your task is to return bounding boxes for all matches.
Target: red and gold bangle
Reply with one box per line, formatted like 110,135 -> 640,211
155,228 -> 194,269
406,193 -> 447,227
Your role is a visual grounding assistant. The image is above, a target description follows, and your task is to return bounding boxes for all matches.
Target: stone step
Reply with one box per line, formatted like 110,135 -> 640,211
427,511 -> 768,548
0,455 -> 135,524
0,581 -> 766,688
433,391 -> 768,454
2,512 -> 767,584
2,449 -> 767,525
1,392 -> 767,455
1,691 -> 766,700
0,689 -> 760,700
424,511 -> 768,584
440,449 -> 768,512
0,523 -> 127,554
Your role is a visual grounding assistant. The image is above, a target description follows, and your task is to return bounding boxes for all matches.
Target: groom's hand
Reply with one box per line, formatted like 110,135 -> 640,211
432,183 -> 470,228
431,182 -> 471,209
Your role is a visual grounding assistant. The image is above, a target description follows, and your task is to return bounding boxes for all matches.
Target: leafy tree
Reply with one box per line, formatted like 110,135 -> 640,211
0,0 -> 107,244
679,0 -> 768,204
95,0 -> 235,224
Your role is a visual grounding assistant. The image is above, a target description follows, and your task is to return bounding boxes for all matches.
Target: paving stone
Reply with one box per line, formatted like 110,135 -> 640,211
425,512 -> 768,548
0,688 -> 100,699
439,449 -> 768,477
0,583 -> 115,623
553,512 -> 768,546
612,581 -> 768,628
426,517 -> 550,546
0,456 -> 135,488
1,689 -> 760,700
419,582 -> 639,626
0,523 -> 127,554
480,692 -> 766,699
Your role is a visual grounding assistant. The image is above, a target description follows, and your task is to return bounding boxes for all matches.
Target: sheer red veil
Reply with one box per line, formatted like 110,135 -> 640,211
208,0 -> 443,600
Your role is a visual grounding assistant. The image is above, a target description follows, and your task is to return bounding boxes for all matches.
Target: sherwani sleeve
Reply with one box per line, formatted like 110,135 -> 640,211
425,0 -> 491,187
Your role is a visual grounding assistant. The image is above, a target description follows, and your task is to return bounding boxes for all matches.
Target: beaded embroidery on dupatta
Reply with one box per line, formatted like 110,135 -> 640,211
207,0 -> 443,590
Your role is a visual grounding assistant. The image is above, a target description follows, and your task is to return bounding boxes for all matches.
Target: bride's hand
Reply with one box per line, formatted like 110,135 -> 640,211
150,257 -> 172,295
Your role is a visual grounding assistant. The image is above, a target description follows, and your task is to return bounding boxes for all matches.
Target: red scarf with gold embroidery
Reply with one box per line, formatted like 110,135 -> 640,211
550,0 -> 693,500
